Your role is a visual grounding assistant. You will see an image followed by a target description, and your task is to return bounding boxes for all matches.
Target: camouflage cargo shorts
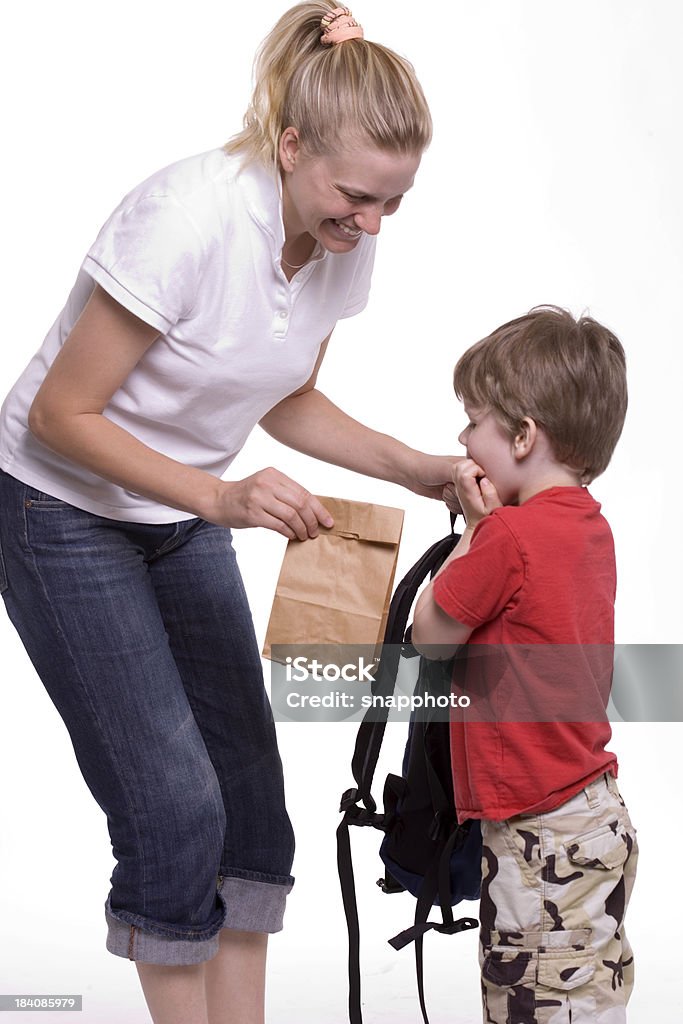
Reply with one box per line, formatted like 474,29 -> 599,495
479,771 -> 638,1023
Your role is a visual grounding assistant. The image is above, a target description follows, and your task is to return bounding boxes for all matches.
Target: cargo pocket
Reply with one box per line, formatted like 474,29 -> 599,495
482,935 -> 597,1024
481,943 -> 537,1023
537,946 -> 596,989
536,946 -> 597,1023
565,819 -> 634,871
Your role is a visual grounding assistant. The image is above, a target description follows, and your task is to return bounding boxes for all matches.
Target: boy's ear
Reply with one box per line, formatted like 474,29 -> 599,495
513,417 -> 537,459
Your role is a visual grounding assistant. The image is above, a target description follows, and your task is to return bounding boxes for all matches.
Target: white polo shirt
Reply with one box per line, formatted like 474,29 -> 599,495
0,148 -> 376,523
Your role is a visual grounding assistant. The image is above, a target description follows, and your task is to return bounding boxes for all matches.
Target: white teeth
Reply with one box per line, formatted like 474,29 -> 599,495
334,219 -> 361,237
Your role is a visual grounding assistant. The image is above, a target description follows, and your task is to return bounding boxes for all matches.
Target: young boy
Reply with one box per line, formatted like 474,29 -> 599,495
412,306 -> 638,1024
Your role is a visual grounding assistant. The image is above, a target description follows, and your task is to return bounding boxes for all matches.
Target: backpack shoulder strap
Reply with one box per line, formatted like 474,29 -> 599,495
350,520 -> 461,810
337,515 -> 461,1024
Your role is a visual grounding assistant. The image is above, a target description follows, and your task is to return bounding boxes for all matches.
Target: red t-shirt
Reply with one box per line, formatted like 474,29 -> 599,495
432,486 -> 618,822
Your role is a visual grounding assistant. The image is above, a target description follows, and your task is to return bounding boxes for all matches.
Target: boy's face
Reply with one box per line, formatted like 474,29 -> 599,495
458,405 -> 521,504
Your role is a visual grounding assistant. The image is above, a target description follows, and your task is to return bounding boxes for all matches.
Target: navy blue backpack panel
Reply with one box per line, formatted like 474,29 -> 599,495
379,719 -> 482,907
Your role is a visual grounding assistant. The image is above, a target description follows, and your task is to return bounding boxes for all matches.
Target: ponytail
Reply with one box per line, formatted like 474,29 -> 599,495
225,2 -> 432,168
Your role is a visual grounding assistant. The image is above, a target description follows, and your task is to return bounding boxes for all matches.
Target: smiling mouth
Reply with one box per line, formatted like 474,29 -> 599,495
333,219 -> 362,238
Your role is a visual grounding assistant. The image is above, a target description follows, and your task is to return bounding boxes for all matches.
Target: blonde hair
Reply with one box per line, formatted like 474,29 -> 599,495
224,2 -> 432,168
453,306 -> 628,483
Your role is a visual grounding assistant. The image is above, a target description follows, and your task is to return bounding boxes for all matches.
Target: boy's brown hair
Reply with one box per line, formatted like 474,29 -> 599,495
453,306 -> 628,482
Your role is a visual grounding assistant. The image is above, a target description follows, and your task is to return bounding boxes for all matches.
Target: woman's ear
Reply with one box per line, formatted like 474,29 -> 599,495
278,127 -> 301,172
513,417 -> 537,459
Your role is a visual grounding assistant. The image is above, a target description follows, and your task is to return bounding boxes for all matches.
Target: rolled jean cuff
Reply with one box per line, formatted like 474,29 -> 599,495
218,871 -> 294,933
105,905 -> 222,965
104,874 -> 294,965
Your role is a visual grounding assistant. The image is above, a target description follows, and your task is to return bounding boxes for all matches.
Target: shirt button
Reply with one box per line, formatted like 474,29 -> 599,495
278,310 -> 289,320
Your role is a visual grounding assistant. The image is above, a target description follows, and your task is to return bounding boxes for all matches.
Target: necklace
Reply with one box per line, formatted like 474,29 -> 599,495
281,254 -> 310,270
281,241 -> 317,270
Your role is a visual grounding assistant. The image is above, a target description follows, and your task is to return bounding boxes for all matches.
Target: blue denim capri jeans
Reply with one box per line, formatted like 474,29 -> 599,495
0,468 -> 295,965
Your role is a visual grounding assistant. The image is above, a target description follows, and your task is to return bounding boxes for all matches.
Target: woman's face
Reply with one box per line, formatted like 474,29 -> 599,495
278,128 -> 421,253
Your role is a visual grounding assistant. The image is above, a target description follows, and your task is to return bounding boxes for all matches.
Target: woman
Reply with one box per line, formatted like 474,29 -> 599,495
0,4 -> 453,1022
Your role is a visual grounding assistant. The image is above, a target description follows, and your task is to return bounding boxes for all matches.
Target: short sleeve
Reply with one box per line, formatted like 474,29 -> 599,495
82,193 -> 206,334
432,513 -> 525,628
339,234 -> 377,318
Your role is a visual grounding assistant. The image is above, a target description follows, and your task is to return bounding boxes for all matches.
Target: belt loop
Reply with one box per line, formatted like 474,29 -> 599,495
605,770 -> 619,798
584,779 -> 601,809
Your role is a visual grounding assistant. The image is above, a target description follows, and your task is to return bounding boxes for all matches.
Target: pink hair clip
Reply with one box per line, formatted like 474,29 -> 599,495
320,6 -> 364,45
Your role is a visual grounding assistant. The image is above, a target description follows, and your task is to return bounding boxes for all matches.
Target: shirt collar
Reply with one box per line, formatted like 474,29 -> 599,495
237,155 -> 326,266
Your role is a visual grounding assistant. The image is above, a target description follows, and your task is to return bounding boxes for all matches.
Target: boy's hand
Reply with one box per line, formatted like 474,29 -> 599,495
453,459 -> 502,528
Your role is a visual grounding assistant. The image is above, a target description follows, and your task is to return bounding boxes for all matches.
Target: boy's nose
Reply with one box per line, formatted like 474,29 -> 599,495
458,427 -> 468,446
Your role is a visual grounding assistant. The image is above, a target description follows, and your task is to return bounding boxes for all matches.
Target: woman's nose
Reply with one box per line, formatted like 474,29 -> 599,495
355,207 -> 383,235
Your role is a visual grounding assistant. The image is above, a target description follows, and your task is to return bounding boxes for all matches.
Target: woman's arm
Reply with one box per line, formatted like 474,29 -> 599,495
28,285 -> 333,539
260,348 -> 461,500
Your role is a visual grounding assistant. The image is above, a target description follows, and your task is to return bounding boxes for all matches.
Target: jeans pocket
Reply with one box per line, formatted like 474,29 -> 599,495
24,487 -> 71,509
0,535 -> 8,594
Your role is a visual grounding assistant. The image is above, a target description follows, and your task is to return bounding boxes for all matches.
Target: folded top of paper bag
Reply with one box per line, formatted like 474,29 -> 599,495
263,496 -> 404,662
315,496 -> 404,545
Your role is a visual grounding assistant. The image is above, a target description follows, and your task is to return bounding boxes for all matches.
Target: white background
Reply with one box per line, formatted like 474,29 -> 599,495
1,1 -> 681,1021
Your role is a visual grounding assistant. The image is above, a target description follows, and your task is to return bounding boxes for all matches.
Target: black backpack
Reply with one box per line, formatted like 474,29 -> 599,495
336,516 -> 483,1024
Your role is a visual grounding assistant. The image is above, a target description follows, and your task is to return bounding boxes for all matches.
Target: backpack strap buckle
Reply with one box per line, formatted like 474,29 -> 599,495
433,916 -> 479,936
340,788 -> 384,827
340,787 -> 359,812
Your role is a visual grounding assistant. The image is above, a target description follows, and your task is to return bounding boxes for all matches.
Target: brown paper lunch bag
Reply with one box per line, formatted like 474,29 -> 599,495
262,496 -> 404,665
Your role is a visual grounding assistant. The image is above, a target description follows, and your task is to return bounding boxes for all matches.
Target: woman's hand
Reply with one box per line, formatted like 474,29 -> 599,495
214,468 -> 334,540
404,453 -> 466,503
441,482 -> 461,516
453,459 -> 502,529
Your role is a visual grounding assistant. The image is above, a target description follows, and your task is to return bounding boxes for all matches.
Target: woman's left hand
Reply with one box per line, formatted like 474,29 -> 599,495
405,454 -> 465,505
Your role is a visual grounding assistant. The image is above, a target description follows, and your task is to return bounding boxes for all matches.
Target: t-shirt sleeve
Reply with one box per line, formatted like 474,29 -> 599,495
339,234 -> 377,318
432,513 -> 525,628
82,193 -> 206,334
